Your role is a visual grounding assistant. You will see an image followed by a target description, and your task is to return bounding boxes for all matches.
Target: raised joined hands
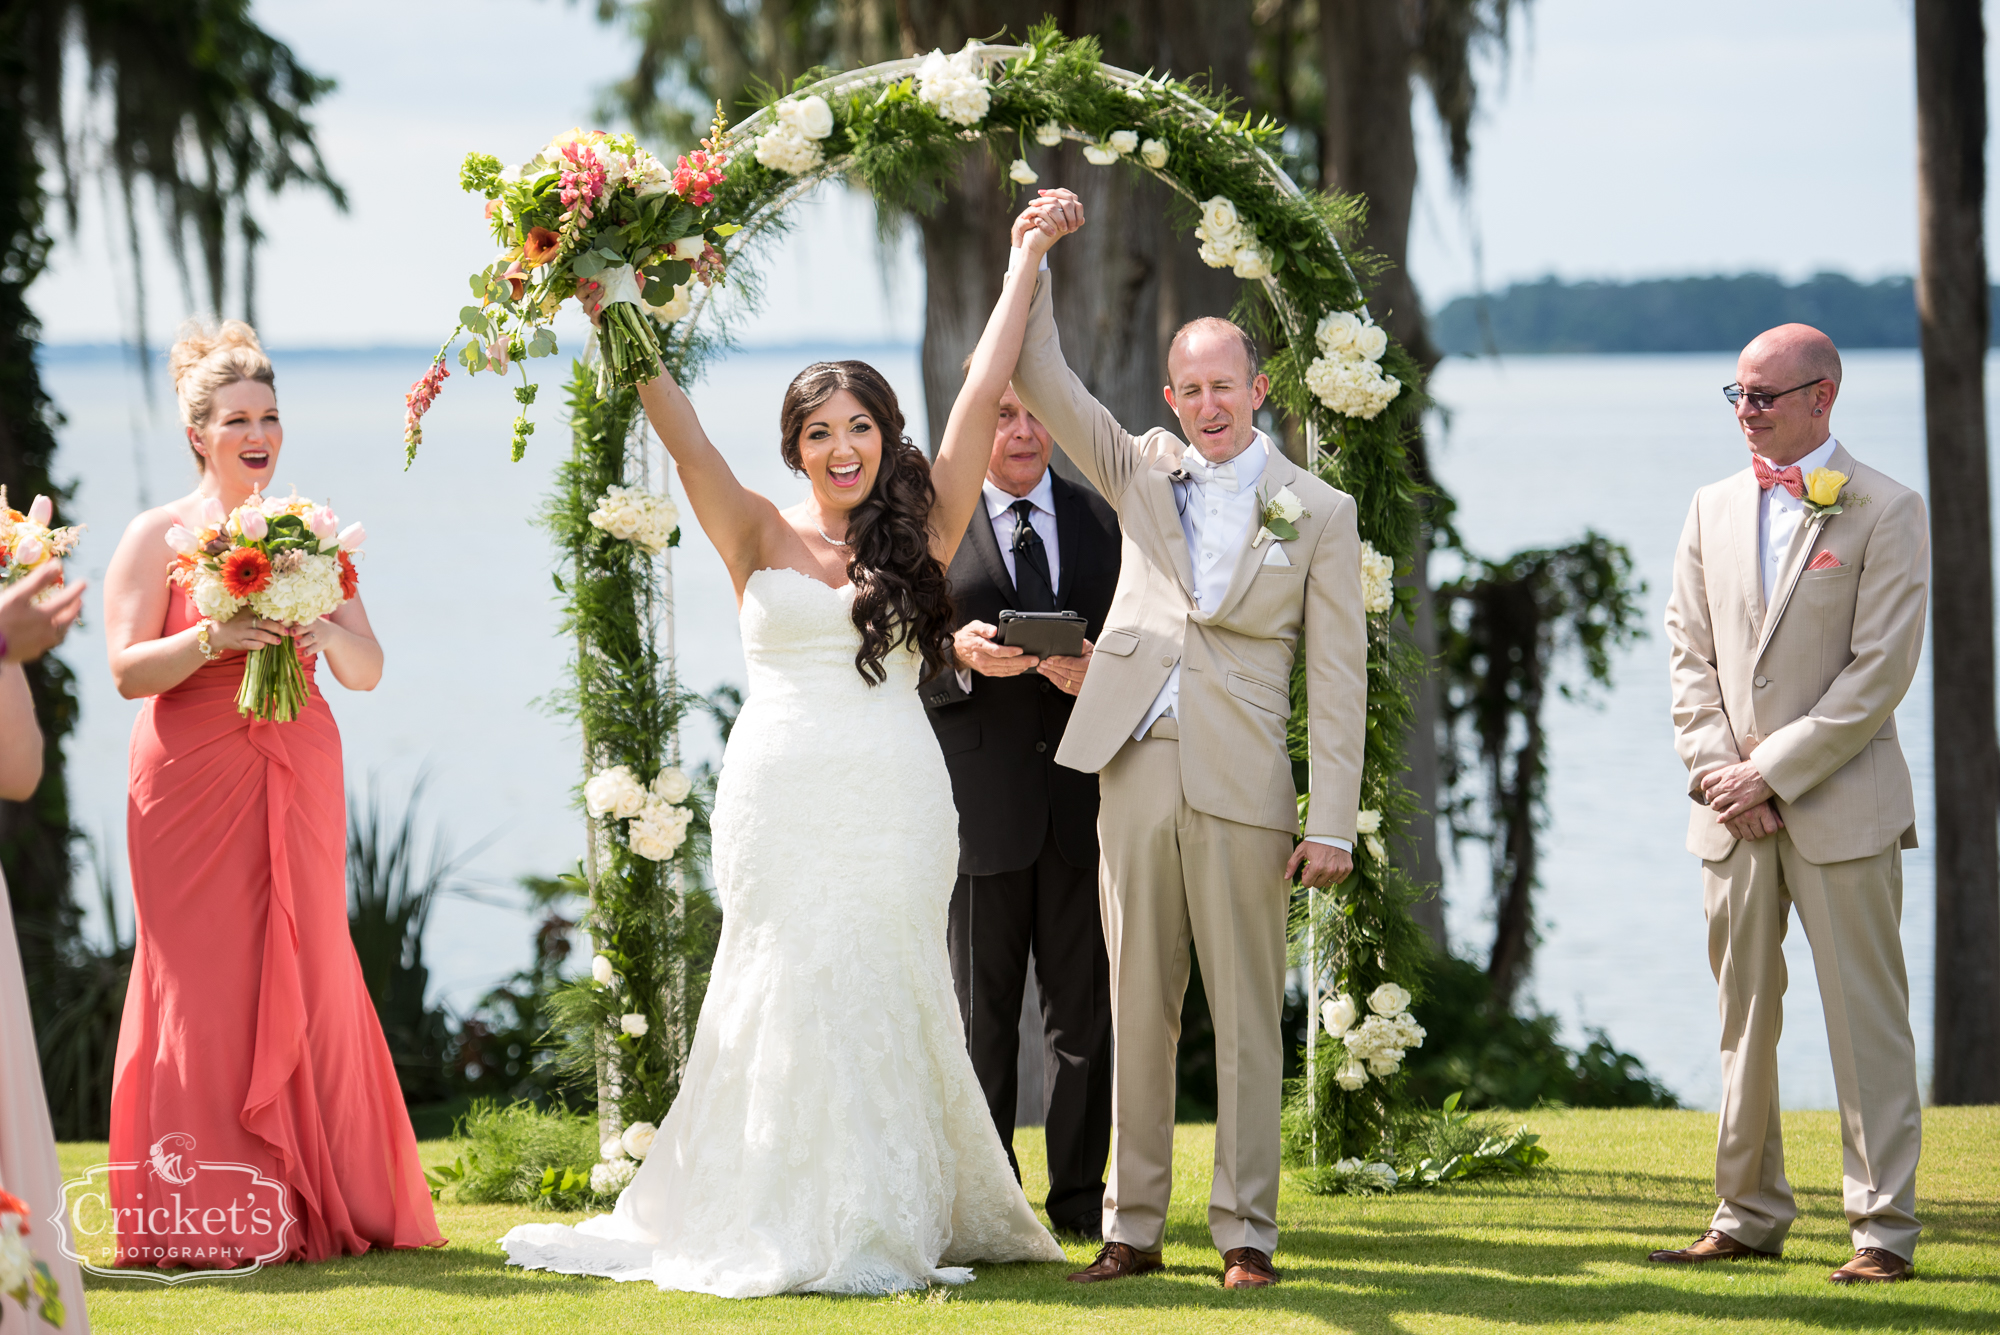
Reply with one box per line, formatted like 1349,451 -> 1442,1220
1011,188 -> 1085,257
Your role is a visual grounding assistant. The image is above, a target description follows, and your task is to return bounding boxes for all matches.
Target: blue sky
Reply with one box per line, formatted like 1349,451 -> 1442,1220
28,0 -> 1965,347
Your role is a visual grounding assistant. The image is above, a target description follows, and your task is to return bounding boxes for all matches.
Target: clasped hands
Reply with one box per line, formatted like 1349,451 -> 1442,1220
207,608 -> 334,659
1702,758 -> 1784,841
953,621 -> 1093,696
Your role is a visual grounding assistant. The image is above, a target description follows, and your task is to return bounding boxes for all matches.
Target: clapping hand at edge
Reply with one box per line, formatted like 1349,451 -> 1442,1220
0,563 -> 86,664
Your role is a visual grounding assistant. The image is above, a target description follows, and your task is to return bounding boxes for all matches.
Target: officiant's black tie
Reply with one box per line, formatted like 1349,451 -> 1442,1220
1008,499 -> 1057,612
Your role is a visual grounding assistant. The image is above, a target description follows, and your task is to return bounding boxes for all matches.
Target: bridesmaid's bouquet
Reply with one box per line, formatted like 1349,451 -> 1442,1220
0,488 -> 82,591
168,490 -> 366,722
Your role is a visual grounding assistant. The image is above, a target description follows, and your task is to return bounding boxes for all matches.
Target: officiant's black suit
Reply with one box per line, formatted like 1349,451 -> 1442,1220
921,470 -> 1120,1235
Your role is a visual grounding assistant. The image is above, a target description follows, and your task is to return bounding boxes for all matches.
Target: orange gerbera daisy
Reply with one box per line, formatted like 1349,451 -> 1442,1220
221,546 -> 272,597
337,550 -> 359,600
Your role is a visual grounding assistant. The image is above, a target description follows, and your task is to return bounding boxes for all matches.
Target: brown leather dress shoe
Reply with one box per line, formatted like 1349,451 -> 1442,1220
1067,1241 -> 1164,1284
1221,1246 -> 1278,1289
1647,1229 -> 1781,1264
1830,1247 -> 1913,1284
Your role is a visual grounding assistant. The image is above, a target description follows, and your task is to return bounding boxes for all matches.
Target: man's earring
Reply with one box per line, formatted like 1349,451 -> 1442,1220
1813,409 -> 1822,416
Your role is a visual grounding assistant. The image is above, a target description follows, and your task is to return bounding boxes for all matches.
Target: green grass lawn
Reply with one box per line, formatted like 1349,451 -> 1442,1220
58,1106 -> 2000,1333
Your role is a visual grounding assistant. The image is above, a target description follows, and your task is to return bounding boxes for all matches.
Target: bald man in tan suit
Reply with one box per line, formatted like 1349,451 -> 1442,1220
1660,324 -> 1927,1285
1004,190 -> 1365,1291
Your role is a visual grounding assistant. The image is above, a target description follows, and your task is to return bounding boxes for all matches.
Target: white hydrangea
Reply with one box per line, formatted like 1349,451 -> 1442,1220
1360,540 -> 1395,615
628,796 -> 693,862
754,123 -> 823,176
1,1213 -> 34,1296
585,765 -> 648,820
589,1157 -> 637,1195
1305,354 -> 1402,421
652,767 -> 692,804
189,578 -> 247,624
588,484 -> 680,555
250,554 -> 345,626
915,46 -> 990,126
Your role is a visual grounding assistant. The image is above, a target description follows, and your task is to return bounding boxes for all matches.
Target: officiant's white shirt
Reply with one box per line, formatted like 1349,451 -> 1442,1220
953,475 -> 1061,694
1755,436 -> 1839,601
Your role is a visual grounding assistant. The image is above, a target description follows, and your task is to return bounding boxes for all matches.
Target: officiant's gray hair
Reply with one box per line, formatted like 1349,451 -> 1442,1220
1167,317 -> 1259,380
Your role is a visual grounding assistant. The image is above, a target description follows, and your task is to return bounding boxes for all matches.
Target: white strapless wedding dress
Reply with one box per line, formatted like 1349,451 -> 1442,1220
501,567 -> 1063,1297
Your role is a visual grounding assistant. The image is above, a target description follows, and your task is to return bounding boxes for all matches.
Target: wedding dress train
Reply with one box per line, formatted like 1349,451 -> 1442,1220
502,566 -> 1064,1296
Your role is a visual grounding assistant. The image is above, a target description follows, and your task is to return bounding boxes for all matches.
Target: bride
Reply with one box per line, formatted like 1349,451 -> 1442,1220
501,203 -> 1081,1296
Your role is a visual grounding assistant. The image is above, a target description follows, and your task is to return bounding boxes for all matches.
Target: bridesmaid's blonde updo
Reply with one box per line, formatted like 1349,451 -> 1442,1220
169,319 -> 275,469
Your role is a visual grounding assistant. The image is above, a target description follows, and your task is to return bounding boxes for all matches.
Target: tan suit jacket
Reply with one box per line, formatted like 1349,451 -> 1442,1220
1665,444 -> 1928,864
1010,272 -> 1367,840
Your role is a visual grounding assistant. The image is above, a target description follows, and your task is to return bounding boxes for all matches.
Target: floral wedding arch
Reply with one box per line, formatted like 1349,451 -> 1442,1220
415,23 -> 1432,1185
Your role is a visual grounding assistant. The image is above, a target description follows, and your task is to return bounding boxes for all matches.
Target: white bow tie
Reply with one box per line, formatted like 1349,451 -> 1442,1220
1181,448 -> 1240,494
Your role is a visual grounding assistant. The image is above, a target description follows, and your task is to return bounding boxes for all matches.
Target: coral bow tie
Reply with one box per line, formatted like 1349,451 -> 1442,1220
1752,455 -> 1805,498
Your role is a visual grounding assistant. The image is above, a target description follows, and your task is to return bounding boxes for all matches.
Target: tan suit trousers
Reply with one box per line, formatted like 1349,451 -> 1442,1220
1097,722 -> 1292,1255
1703,830 -> 1922,1259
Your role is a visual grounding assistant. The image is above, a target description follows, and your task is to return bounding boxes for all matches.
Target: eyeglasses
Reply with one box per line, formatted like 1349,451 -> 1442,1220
1723,379 -> 1824,411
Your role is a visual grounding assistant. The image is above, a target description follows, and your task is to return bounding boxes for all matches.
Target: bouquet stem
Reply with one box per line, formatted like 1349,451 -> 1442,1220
600,301 -> 664,387
237,640 -> 310,723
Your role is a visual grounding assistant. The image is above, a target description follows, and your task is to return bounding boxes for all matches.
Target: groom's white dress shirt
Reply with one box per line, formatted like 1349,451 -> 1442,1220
1130,430 -> 1348,854
1755,437 -> 1839,601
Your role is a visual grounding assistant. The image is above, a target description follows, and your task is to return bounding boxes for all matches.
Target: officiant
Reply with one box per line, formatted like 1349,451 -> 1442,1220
922,378 -> 1121,1240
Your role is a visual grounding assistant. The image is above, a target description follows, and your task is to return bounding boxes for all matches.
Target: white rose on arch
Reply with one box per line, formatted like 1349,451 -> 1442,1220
620,1012 -> 649,1038
652,767 -> 693,804
1334,1059 -> 1368,1091
1009,158 -> 1038,184
1369,982 -> 1413,1017
620,1120 -> 658,1160
1360,541 -> 1395,615
1107,129 -> 1139,155
600,1135 -> 627,1162
775,94 -> 834,141
585,765 -> 648,820
1321,993 -> 1357,1038
1035,120 -> 1063,146
1081,142 -> 1119,165
1140,138 -> 1168,169
591,953 -> 616,986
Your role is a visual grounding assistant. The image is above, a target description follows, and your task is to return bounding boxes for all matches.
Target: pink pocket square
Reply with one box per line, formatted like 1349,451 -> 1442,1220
1807,551 -> 1843,571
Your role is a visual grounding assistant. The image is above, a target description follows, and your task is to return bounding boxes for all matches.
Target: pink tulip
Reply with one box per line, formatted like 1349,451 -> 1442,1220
338,523 -> 367,552
309,506 -> 339,542
201,497 -> 227,526
26,495 -> 51,527
164,524 -> 199,555
237,507 -> 268,541
13,535 -> 46,567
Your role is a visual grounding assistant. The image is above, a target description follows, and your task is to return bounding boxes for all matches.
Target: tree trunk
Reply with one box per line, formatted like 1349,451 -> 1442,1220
1321,0 -> 1445,947
0,25 -> 81,1025
1915,0 -> 2000,1105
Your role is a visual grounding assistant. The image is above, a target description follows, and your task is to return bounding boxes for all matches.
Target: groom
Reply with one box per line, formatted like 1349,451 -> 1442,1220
1007,190 -> 1366,1290
1660,324 -> 1928,1283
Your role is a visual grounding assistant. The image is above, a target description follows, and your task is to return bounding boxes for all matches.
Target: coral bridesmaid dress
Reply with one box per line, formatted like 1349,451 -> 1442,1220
110,586 -> 442,1267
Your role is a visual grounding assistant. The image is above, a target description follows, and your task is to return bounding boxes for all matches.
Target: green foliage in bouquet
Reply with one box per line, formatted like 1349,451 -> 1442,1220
442,23 -> 1438,1152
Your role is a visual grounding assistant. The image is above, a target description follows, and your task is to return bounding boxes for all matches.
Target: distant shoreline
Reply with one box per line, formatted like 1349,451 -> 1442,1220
36,340 -> 923,365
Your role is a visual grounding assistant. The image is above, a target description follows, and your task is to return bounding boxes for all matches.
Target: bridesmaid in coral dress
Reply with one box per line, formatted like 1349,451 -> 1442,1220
100,321 -> 441,1268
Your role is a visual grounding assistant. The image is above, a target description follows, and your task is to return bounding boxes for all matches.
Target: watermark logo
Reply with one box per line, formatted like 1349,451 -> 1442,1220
55,1134 -> 297,1283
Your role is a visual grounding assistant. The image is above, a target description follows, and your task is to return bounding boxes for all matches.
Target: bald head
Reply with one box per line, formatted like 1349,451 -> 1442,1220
1741,323 -> 1842,389
1733,323 -> 1841,465
1168,317 -> 1258,381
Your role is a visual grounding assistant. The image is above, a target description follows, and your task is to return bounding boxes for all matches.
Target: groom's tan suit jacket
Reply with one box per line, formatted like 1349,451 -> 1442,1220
1666,444 -> 1928,864
1010,273 -> 1366,840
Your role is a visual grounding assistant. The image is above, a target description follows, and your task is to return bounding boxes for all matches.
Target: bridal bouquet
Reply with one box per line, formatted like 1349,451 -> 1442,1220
168,491 -> 366,722
0,489 -> 82,591
411,114 -> 742,460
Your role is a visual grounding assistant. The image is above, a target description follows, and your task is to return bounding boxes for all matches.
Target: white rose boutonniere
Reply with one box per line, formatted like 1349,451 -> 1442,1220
1252,484 -> 1309,548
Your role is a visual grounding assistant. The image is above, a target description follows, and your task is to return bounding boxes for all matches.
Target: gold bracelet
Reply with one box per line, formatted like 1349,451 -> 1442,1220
195,618 -> 220,661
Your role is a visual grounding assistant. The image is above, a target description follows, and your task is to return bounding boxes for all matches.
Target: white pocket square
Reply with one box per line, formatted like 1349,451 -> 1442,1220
1260,542 -> 1291,567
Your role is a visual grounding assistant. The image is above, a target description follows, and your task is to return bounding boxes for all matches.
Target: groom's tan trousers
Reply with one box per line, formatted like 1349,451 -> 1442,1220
1703,829 -> 1921,1259
1096,722 -> 1292,1256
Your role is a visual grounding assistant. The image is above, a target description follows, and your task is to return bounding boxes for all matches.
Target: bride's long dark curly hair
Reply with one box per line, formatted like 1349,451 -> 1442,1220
779,361 -> 955,685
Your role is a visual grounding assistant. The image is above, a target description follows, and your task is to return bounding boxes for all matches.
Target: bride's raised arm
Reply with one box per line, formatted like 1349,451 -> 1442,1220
625,363 -> 790,586
925,198 -> 1082,566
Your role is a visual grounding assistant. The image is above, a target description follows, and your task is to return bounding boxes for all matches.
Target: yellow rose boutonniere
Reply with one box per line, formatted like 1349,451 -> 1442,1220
1802,467 -> 1851,517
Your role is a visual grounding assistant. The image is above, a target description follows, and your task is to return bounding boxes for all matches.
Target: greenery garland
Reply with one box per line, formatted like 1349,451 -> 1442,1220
432,21 -> 1432,1175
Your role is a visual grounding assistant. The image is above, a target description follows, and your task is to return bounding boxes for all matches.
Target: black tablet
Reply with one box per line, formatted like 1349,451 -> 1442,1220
997,610 -> 1087,658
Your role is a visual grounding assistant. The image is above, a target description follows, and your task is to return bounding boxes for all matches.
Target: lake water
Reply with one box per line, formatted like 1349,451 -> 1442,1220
38,344 -> 1962,1112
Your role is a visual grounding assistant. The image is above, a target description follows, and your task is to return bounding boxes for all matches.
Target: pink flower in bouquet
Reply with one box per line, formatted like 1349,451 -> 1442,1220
235,507 -> 268,541
689,242 -> 726,287
521,228 -> 561,268
488,338 -> 511,373
27,495 -> 51,527
202,496 -> 227,526
338,523 -> 367,551
403,358 -> 449,451
12,534 -> 45,567
671,148 -> 727,206
559,142 -> 608,218
308,507 -> 339,542
166,523 -> 200,554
